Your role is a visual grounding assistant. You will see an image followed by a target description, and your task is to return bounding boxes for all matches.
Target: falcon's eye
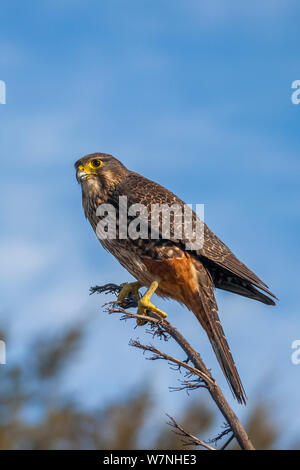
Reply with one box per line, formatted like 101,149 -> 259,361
89,159 -> 103,169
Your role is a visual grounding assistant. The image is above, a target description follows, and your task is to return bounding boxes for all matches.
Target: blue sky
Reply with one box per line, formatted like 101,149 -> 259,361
0,1 -> 300,448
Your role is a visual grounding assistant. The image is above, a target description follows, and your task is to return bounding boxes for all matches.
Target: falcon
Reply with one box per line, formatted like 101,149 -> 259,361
75,153 -> 277,404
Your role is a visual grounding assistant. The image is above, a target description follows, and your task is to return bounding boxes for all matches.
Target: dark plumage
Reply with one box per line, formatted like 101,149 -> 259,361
75,152 -> 277,404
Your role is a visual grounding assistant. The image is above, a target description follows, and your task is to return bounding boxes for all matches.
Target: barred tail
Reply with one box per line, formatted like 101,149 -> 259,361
206,318 -> 247,405
192,295 -> 247,404
190,258 -> 247,404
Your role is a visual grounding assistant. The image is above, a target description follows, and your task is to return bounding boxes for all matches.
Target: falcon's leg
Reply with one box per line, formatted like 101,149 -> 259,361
137,280 -> 167,325
117,281 -> 142,302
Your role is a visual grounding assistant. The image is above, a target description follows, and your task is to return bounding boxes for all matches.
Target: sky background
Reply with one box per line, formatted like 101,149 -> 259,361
0,0 -> 300,449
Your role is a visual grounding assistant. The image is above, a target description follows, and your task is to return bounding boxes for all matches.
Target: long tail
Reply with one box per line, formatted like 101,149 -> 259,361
206,312 -> 246,404
191,261 -> 247,404
194,303 -> 247,405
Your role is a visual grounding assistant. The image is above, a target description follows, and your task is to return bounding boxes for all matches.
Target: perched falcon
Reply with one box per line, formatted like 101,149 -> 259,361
75,153 -> 277,404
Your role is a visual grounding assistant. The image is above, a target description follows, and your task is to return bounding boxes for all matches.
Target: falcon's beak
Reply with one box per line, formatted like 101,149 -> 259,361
76,165 -> 89,183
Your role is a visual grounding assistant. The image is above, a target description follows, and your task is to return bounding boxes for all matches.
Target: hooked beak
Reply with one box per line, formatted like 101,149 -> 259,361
76,170 -> 88,183
76,165 -> 89,183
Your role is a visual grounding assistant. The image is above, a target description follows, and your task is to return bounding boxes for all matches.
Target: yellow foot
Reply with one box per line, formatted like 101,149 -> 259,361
137,297 -> 168,325
118,282 -> 141,302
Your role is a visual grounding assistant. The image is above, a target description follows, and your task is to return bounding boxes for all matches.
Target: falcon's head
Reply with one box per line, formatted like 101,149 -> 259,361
75,153 -> 129,196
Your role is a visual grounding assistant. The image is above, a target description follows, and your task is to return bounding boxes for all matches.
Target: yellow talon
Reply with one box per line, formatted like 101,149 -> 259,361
136,280 -> 167,325
118,280 -> 167,326
118,282 -> 141,302
137,298 -> 168,319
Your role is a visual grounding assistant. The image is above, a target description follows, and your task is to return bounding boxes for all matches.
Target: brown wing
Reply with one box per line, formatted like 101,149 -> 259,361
198,225 -> 277,304
201,225 -> 268,285
110,172 -> 277,304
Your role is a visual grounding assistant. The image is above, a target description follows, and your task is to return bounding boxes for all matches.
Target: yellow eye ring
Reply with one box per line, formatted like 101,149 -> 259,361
89,159 -> 103,169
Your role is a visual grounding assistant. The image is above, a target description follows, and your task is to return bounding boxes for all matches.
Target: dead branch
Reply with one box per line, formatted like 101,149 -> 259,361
91,284 -> 255,450
166,415 -> 216,450
220,433 -> 235,450
129,339 -> 214,386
